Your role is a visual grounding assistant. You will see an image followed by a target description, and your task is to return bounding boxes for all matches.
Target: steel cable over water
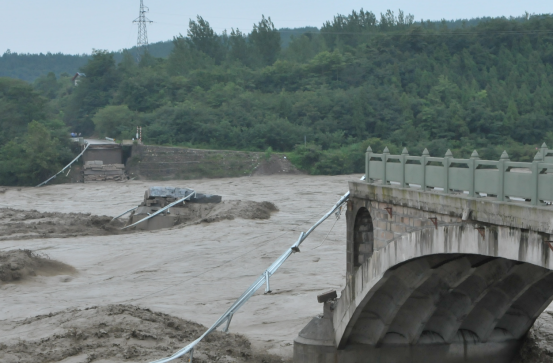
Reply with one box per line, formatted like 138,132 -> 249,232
149,176 -> 365,363
110,206 -> 138,222
36,143 -> 90,187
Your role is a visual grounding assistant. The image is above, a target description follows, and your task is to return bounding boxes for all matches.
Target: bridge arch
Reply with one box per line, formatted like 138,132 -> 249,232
345,254 -> 553,347
333,220 -> 553,356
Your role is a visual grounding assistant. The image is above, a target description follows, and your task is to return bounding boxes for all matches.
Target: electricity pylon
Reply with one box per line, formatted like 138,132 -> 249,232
133,0 -> 153,62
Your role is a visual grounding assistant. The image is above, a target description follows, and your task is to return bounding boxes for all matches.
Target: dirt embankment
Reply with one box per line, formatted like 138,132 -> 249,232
0,304 -> 287,363
0,250 -> 76,283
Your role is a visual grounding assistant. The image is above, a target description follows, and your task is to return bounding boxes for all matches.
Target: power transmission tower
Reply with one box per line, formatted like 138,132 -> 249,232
133,0 -> 153,62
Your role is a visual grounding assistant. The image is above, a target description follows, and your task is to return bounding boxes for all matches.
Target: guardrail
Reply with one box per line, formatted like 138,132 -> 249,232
365,143 -> 553,206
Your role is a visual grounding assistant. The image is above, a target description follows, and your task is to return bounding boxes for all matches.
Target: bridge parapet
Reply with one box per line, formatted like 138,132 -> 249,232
366,143 -> 553,205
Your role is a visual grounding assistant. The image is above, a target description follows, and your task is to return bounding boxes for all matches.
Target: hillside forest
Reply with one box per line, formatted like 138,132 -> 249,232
1,10 -> 553,185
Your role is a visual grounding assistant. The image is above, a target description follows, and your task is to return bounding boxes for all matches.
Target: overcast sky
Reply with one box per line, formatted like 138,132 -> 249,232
2,0 -> 551,55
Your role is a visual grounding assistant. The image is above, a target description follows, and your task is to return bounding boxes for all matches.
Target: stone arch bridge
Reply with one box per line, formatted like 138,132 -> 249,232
294,144 -> 553,363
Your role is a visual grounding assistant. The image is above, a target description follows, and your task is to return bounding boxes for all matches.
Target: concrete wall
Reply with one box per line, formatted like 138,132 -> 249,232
83,145 -> 122,165
126,145 -> 300,180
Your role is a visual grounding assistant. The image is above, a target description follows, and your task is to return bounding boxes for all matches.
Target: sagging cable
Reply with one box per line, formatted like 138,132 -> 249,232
36,143 -> 90,187
149,175 -> 365,363
122,191 -> 195,230
111,206 -> 138,222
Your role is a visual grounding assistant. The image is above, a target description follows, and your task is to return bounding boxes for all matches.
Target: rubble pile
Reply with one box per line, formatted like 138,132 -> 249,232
143,186 -> 222,207
124,187 -> 277,231
83,160 -> 126,182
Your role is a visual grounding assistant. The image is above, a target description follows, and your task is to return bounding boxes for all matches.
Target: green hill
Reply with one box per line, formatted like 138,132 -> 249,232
2,10 -> 553,185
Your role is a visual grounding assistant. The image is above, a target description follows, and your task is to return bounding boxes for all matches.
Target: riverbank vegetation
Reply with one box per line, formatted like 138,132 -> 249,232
2,10 -> 553,183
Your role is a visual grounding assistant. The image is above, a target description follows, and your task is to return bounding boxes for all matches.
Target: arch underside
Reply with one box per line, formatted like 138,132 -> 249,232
346,254 -> 553,348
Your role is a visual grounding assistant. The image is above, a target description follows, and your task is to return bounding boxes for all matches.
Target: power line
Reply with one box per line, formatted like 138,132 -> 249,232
133,0 -> 153,62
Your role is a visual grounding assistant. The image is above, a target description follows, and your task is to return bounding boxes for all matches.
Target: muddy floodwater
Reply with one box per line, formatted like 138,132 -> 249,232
2,174 -> 551,363
0,175 -> 360,360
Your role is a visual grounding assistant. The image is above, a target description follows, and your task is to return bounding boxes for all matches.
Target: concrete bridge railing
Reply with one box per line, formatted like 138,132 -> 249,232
366,143 -> 553,205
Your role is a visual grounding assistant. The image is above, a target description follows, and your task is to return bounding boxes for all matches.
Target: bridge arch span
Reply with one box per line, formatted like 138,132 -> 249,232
335,222 -> 553,349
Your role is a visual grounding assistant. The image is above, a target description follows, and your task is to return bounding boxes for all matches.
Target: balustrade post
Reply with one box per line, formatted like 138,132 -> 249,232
366,146 -> 372,183
444,149 -> 453,194
422,148 -> 429,191
469,150 -> 479,198
401,147 -> 408,188
531,150 -> 543,206
382,147 -> 390,185
497,151 -> 509,201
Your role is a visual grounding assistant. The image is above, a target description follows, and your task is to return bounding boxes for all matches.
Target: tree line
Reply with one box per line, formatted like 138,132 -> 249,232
1,10 -> 552,184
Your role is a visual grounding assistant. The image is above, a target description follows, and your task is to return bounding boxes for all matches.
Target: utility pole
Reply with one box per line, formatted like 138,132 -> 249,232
133,0 -> 153,62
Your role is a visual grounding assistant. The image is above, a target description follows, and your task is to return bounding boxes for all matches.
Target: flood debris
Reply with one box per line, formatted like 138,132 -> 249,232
0,249 -> 76,283
0,187 -> 277,239
83,160 -> 127,182
0,208 -> 124,241
0,304 -> 287,363
125,187 -> 277,231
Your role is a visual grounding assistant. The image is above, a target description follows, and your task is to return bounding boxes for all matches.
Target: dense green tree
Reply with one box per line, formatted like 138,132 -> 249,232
34,72 -> 61,99
187,16 -> 224,63
64,50 -> 119,134
0,121 -> 62,185
250,16 -> 281,66
0,77 -> 46,147
92,105 -> 137,139
3,10 -> 553,181
228,28 -> 250,65
167,35 -> 214,76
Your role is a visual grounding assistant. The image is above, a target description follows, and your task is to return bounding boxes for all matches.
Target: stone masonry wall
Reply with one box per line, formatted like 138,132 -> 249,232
346,197 -> 463,277
126,145 -> 300,180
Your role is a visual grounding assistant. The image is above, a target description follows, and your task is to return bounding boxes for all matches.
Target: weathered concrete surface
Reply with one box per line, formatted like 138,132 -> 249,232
295,182 -> 553,363
83,144 -> 122,165
349,181 -> 553,233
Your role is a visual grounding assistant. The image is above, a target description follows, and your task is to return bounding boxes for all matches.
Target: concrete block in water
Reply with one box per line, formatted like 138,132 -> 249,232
145,187 -> 221,204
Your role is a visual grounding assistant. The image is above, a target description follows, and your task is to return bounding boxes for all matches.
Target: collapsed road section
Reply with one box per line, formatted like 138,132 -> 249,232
121,186 -> 278,231
125,186 -> 222,231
